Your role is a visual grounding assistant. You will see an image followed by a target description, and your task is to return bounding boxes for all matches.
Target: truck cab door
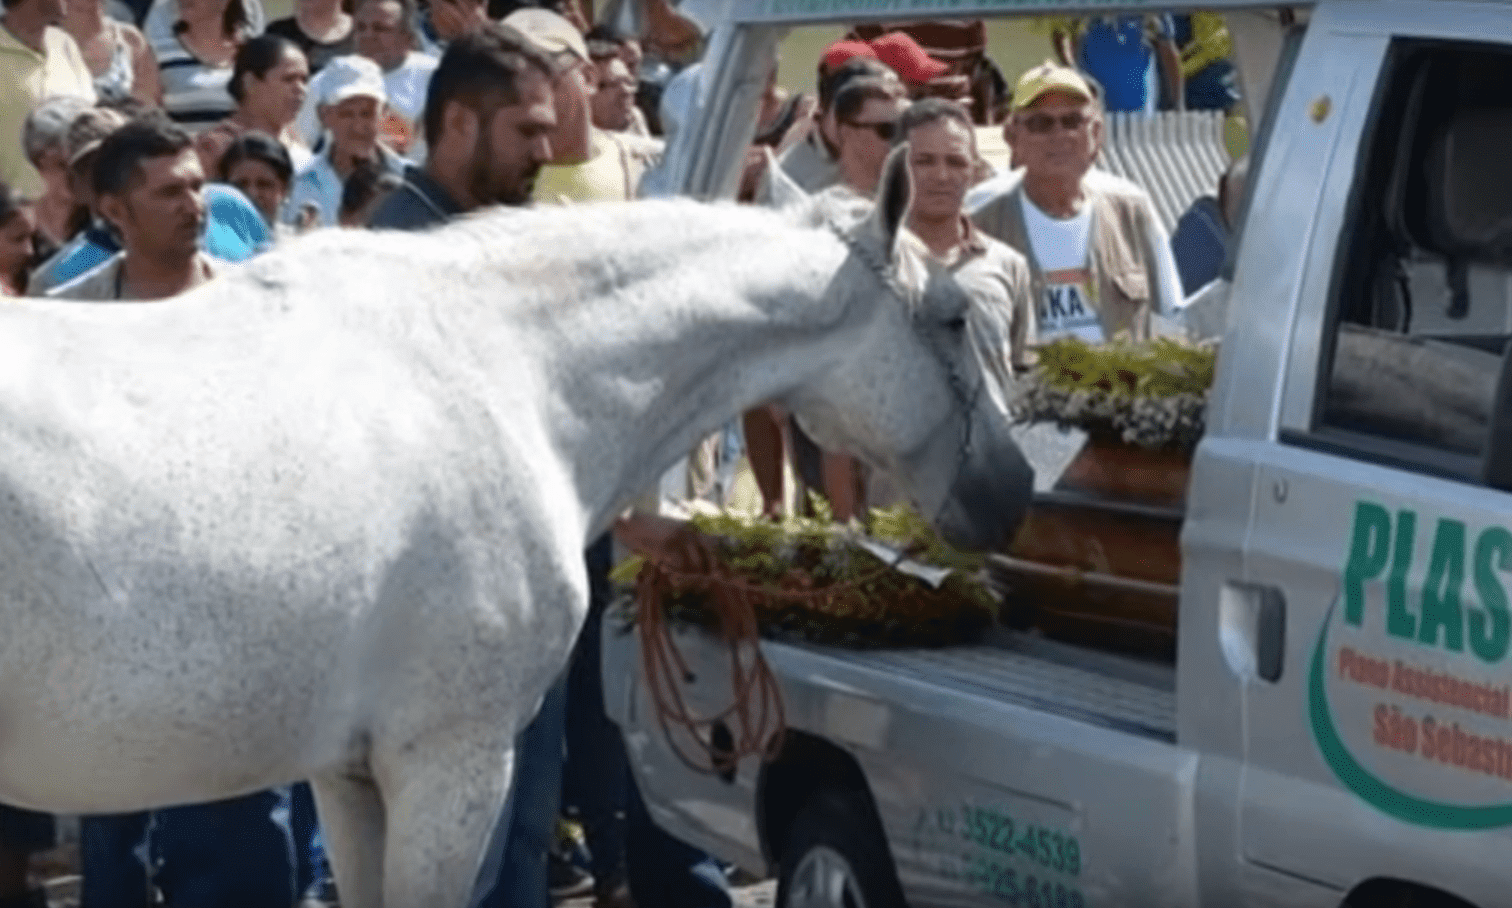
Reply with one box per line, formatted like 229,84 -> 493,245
1221,5 -> 1512,906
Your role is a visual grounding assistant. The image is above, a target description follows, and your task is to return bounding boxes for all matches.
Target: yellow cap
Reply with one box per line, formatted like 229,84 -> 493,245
1011,60 -> 1095,112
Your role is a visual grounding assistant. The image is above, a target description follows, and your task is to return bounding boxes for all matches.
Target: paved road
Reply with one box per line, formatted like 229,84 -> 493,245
34,843 -> 778,908
560,880 -> 776,908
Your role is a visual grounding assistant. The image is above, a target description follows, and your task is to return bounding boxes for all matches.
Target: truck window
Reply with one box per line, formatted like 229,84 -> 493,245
1314,40 -> 1512,480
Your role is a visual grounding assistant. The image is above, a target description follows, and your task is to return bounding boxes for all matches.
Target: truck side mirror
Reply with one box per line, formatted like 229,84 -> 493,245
1481,339 -> 1512,491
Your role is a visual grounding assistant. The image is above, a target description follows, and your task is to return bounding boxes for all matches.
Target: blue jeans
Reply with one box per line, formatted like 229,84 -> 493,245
473,536 -> 732,908
82,788 -> 308,908
573,534 -> 730,908
470,676 -> 568,908
0,806 -> 54,853
563,536 -> 627,886
80,813 -> 151,908
290,782 -> 333,900
1185,59 -> 1239,111
625,778 -> 732,908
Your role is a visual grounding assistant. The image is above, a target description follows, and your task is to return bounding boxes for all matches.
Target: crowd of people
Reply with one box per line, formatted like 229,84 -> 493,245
0,1 -> 1243,905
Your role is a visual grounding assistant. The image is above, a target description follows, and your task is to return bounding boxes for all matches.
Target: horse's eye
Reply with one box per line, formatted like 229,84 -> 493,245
943,317 -> 967,333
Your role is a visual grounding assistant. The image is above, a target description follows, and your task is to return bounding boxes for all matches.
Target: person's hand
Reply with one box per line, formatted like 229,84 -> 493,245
295,202 -> 320,232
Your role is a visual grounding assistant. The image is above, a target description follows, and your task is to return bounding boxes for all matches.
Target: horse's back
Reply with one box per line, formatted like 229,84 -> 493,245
0,262 -> 571,811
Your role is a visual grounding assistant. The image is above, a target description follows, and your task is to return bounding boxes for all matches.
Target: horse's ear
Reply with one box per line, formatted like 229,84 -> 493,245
763,147 -> 810,212
874,143 -> 912,260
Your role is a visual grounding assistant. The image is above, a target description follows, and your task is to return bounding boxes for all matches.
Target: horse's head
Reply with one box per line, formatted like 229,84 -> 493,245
785,148 -> 1034,551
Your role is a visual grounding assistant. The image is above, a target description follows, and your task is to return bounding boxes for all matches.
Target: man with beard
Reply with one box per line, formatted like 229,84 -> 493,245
367,21 -> 554,229
506,8 -> 660,206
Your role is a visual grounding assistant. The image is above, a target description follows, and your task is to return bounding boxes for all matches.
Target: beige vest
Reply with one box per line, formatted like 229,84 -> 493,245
971,180 -> 1162,342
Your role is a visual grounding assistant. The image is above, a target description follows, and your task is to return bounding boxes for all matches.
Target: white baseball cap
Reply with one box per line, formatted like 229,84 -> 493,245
503,8 -> 589,66
319,55 -> 387,107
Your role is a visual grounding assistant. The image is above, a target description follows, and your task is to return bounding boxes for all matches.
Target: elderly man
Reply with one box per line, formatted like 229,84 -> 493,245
970,61 -> 1183,343
289,53 -> 406,226
353,0 -> 437,156
26,105 -> 129,295
19,95 -> 92,245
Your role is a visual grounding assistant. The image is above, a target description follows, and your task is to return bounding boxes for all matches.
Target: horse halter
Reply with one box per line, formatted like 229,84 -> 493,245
825,220 -> 984,522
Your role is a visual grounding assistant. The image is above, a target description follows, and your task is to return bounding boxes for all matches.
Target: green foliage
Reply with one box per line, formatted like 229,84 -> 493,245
619,503 -> 998,648
1035,335 -> 1215,397
1014,335 -> 1216,450
867,503 -> 984,574
608,554 -> 647,588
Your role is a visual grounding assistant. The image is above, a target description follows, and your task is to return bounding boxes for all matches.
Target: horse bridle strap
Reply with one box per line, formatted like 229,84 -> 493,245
825,220 -> 983,520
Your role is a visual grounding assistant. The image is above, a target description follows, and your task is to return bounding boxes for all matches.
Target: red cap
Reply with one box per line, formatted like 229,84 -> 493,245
868,31 -> 949,85
820,39 -> 878,75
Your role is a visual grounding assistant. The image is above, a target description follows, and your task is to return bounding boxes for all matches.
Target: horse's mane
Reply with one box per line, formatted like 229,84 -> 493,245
231,198 -> 871,329
250,199 -> 805,280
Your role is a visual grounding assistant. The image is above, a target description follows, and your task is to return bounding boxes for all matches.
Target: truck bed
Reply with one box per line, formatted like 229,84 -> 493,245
777,631 -> 1177,742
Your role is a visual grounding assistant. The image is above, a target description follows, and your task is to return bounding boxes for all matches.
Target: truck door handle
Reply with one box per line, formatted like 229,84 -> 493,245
1255,586 -> 1286,682
1220,582 -> 1287,682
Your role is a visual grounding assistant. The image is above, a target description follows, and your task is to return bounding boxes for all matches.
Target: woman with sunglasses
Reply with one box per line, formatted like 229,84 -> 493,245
829,74 -> 906,201
792,75 -> 908,522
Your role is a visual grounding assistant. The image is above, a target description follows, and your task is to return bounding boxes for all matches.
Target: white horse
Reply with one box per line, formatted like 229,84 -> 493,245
0,157 -> 1032,906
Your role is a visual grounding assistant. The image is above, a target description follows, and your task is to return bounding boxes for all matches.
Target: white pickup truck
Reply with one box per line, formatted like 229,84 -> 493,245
604,3 -> 1512,906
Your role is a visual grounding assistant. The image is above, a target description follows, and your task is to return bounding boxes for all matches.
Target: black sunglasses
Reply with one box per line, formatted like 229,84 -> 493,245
1018,111 -> 1091,135
841,119 -> 898,141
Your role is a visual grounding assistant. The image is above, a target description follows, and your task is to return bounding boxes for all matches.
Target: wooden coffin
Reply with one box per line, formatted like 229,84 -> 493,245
997,436 -> 1189,660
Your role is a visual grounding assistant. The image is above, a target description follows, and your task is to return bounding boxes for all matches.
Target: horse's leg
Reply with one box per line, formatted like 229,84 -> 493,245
378,725 -> 514,908
308,770 -> 386,908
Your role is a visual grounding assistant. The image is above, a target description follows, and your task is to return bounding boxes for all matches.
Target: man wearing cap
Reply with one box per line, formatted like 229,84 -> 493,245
288,53 -> 406,226
507,7 -> 660,205
969,61 -> 1184,344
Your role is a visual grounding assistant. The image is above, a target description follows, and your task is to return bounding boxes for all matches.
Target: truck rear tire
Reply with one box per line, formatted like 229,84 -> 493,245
776,789 -> 907,908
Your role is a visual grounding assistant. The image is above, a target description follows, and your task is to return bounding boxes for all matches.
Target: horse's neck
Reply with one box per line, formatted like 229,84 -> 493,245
515,205 -> 856,536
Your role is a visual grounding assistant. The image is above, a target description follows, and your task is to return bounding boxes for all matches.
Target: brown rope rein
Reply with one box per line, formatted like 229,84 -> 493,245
632,522 -> 906,776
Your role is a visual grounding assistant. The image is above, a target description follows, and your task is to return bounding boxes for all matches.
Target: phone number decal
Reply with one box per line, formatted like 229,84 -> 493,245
918,802 -> 1087,905
939,804 -> 1082,876
960,856 -> 1086,908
